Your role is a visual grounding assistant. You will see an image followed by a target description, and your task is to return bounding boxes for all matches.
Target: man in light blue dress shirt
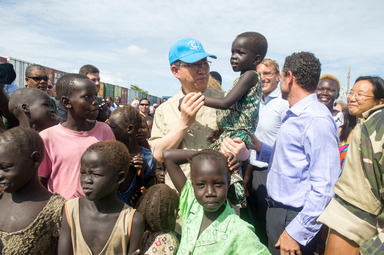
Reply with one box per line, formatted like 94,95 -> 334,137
254,52 -> 340,254
245,59 -> 289,246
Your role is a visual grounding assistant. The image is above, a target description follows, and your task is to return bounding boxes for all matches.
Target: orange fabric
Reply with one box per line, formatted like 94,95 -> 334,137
127,209 -> 136,242
65,202 -> 71,228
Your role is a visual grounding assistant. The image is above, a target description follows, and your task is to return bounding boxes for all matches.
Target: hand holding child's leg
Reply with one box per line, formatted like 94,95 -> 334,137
221,137 -> 250,161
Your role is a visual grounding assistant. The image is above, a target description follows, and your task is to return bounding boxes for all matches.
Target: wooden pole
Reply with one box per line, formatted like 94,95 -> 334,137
346,65 -> 351,94
340,84 -> 345,101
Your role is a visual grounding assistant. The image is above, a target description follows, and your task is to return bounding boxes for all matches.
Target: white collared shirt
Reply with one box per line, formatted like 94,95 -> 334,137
250,87 -> 289,167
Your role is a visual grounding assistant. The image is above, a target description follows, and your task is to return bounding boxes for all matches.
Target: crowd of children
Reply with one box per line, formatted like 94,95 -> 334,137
0,31 -> 279,255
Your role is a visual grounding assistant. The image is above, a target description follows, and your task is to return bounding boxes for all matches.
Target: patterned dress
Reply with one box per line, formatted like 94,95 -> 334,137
0,194 -> 65,255
210,70 -> 262,150
209,71 -> 262,209
141,231 -> 179,255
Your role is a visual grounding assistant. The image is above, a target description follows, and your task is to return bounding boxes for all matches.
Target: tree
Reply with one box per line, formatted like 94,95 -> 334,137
130,85 -> 148,94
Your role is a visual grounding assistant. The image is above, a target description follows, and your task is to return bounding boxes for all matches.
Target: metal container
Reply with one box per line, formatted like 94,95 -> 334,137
121,87 -> 128,104
6,56 -> 32,89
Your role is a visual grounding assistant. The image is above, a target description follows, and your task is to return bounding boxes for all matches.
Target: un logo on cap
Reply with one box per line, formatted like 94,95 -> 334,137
188,40 -> 201,51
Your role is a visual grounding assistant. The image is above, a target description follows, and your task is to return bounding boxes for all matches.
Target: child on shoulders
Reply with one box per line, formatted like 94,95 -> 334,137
202,32 -> 267,151
196,32 -> 268,210
38,74 -> 115,199
0,127 -> 65,254
163,149 -> 270,255
58,140 -> 144,255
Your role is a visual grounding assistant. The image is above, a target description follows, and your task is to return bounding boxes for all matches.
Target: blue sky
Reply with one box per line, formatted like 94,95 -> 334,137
1,0 -> 383,99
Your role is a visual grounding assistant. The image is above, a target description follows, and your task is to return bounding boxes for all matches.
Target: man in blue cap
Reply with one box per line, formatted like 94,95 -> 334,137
149,38 -> 225,189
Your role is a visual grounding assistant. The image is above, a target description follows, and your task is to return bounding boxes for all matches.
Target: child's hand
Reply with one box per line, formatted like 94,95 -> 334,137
12,106 -> 30,128
129,188 -> 142,207
207,130 -> 223,143
131,154 -> 145,175
225,152 -> 240,174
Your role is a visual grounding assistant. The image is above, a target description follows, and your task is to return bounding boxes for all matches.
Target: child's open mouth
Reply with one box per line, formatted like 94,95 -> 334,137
82,187 -> 93,193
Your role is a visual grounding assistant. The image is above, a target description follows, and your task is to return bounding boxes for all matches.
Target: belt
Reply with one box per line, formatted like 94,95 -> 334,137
265,197 -> 303,212
251,165 -> 268,171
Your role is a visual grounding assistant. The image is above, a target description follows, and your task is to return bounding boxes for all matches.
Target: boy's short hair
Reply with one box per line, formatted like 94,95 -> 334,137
237,32 -> 268,60
190,149 -> 230,180
258,59 -> 280,74
84,140 -> 130,175
0,127 -> 44,162
111,105 -> 142,133
56,73 -> 90,99
282,52 -> 321,92
137,184 -> 179,232
9,88 -> 48,115
79,64 -> 99,76
25,64 -> 47,76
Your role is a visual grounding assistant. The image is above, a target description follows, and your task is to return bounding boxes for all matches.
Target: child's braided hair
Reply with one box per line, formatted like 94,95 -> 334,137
137,184 -> 179,232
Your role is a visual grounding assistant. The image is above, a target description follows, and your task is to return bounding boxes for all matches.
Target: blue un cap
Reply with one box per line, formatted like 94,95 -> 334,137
169,38 -> 217,65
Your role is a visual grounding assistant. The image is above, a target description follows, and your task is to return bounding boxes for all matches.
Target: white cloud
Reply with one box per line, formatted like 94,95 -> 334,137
122,45 -> 149,56
0,0 -> 383,97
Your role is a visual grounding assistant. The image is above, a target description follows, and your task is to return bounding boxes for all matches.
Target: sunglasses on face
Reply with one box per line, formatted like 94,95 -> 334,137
140,103 -> 149,106
27,76 -> 49,82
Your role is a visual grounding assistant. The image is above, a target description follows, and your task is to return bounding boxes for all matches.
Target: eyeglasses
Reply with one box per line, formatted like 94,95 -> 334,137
259,71 -> 276,78
347,91 -> 374,101
27,76 -> 49,82
175,61 -> 211,71
140,103 -> 149,106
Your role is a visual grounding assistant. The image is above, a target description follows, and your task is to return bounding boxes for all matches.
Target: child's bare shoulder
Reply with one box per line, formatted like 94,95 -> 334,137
242,70 -> 259,78
237,70 -> 259,87
132,210 -> 144,225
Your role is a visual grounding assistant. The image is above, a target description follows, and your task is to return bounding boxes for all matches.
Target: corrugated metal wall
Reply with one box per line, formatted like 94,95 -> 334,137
3,56 -> 162,105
